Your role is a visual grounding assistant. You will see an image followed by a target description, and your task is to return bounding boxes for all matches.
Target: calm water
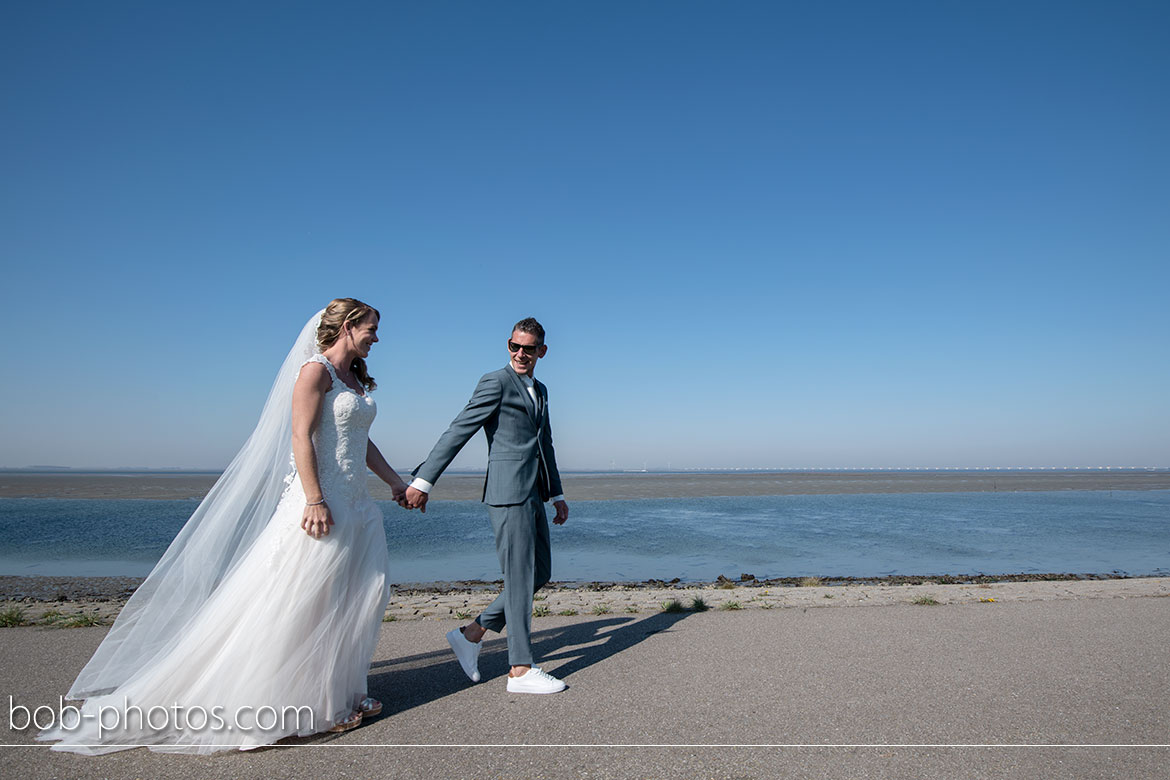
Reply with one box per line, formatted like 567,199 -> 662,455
1,491 -> 1167,581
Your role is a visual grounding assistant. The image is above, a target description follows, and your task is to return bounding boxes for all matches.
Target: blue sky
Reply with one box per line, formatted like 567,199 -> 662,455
2,1 -> 1167,471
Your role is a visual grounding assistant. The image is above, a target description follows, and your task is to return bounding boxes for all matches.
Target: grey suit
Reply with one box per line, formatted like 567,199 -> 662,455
414,365 -> 563,665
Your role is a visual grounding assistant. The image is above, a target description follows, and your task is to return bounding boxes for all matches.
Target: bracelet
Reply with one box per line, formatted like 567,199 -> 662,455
306,498 -> 327,506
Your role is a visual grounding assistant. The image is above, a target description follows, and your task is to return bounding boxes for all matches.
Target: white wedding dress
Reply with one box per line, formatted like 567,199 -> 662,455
40,354 -> 391,754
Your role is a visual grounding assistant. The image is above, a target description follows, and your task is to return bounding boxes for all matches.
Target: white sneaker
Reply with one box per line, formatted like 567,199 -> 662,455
446,628 -> 481,683
506,667 -> 566,694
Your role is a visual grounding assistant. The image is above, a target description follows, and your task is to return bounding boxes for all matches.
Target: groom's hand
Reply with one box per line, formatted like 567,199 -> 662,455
553,500 -> 569,525
405,486 -> 428,513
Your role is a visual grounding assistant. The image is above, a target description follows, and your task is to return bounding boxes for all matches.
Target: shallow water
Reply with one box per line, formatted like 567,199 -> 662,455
1,490 -> 1167,582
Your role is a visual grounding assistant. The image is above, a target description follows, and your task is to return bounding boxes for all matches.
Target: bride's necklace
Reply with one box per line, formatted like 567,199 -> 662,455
334,361 -> 361,393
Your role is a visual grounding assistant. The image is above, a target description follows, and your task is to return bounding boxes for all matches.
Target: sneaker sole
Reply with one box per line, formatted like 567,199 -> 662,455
506,684 -> 567,695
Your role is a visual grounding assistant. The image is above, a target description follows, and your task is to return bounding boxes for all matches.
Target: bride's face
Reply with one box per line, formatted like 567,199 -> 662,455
346,314 -> 379,358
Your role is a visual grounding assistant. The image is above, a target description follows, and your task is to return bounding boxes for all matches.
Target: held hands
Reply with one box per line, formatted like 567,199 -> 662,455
302,501 -> 334,539
404,486 -> 428,513
553,500 -> 569,525
391,481 -> 410,509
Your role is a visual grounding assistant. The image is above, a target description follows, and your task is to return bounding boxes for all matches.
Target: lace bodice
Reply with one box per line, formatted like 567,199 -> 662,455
297,355 -> 377,506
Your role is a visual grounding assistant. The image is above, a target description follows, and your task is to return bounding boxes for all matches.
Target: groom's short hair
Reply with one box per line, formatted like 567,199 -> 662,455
512,317 -> 545,344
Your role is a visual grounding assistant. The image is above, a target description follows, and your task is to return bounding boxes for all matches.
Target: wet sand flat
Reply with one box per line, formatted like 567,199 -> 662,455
3,470 -> 1168,500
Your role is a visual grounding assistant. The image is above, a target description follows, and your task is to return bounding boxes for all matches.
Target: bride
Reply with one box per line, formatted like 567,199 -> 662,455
39,298 -> 410,753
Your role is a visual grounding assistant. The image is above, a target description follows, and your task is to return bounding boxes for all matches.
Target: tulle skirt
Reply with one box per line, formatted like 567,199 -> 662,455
38,490 -> 391,754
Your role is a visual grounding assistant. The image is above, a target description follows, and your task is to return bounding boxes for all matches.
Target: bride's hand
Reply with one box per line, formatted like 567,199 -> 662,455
391,482 -> 411,509
301,501 -> 334,539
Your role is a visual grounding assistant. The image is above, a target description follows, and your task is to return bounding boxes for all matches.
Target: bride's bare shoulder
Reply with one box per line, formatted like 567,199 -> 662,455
296,359 -> 333,391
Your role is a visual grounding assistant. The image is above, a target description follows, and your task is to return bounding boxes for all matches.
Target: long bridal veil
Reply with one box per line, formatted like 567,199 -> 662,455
67,310 -> 325,700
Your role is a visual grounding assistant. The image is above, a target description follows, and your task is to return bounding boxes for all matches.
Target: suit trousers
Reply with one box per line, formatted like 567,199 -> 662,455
475,486 -> 551,666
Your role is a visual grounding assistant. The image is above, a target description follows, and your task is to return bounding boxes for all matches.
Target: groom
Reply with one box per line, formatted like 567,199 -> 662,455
405,317 -> 570,694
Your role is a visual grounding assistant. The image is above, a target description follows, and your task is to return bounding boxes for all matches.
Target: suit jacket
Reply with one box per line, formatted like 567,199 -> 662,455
414,366 -> 563,505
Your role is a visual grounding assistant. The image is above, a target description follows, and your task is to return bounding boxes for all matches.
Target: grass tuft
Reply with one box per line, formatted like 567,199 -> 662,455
37,609 -> 67,625
661,599 -> 686,614
591,604 -> 611,615
690,596 -> 709,612
532,605 -> 551,617
911,595 -> 940,606
0,606 -> 31,627
557,609 -> 578,616
720,601 -> 743,611
799,576 -> 823,587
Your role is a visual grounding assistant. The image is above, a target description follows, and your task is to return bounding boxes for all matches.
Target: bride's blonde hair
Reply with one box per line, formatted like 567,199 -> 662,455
317,298 -> 379,391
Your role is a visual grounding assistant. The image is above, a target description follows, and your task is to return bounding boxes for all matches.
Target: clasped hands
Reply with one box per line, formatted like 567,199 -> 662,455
401,485 -> 428,513
390,482 -> 427,512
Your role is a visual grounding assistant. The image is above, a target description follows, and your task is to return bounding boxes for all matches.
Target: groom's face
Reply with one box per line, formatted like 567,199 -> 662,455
508,329 -> 546,377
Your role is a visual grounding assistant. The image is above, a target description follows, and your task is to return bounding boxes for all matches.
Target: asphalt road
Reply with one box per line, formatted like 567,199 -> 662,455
4,597 -> 1168,779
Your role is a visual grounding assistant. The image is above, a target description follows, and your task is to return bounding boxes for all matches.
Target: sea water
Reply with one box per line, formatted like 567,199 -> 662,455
1,490 -> 1167,582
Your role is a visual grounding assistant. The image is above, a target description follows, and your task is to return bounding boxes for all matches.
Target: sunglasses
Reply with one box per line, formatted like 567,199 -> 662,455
508,340 -> 542,356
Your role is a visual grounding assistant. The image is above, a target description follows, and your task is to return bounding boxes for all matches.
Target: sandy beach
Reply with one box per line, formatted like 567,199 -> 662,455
3,573 -> 1167,628
3,469 -> 1168,500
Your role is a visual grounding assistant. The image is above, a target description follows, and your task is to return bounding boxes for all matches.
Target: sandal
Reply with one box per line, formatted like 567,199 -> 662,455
358,696 -> 382,717
327,710 -> 362,733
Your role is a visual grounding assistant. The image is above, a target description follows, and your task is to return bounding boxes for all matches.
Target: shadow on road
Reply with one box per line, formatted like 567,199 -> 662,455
366,610 -> 692,718
530,610 -> 691,680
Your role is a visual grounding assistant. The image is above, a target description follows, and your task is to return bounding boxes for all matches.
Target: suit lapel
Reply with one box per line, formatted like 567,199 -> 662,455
504,366 -> 539,425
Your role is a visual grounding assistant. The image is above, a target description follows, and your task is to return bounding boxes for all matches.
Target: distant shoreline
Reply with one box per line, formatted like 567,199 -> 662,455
2,469 -> 1168,500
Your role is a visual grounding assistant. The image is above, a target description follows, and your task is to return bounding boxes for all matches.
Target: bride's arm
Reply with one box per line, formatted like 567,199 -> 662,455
292,362 -> 333,538
367,440 -> 409,507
